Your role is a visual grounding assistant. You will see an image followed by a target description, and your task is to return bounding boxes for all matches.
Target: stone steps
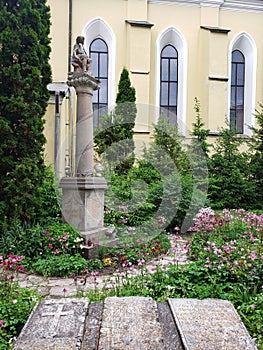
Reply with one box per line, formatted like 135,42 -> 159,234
13,297 -> 257,350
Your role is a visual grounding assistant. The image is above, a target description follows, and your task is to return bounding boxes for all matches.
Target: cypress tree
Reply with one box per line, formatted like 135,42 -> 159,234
0,0 -> 58,224
94,67 -> 136,172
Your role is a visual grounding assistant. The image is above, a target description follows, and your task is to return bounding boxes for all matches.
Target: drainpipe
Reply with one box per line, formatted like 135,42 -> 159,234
54,91 -> 60,174
68,0 -> 72,73
67,0 -> 73,175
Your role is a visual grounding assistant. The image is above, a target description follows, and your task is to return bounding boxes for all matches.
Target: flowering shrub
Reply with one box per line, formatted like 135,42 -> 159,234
0,255 -> 39,349
0,221 -> 87,277
189,208 -> 263,283
188,208 -> 263,348
81,210 -> 262,349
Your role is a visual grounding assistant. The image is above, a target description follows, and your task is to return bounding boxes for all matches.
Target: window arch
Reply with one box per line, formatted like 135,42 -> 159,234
160,44 -> 178,125
228,33 -> 257,135
89,38 -> 108,127
155,27 -> 187,134
83,18 -> 116,125
230,50 -> 245,133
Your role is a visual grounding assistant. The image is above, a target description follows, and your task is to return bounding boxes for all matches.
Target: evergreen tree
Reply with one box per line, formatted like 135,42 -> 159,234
94,67 -> 136,173
0,0 -> 59,225
249,104 -> 263,208
153,116 -> 190,174
208,124 -> 256,209
188,98 -> 210,194
191,97 -> 210,157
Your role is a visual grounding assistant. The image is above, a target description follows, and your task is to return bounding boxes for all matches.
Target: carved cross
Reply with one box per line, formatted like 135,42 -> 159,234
42,304 -> 74,337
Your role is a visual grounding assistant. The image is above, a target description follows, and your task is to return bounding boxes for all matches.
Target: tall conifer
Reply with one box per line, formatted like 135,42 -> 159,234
0,0 -> 58,224
95,67 -> 136,172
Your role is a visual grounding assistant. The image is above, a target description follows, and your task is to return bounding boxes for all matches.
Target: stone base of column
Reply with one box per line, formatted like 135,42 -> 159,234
59,177 -> 118,255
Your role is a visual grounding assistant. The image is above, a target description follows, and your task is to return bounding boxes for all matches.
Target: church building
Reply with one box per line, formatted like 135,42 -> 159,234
44,0 -> 263,176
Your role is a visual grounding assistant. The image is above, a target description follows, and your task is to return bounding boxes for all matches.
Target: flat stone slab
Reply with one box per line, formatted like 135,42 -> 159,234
13,298 -> 89,350
98,296 -> 164,349
168,298 -> 257,350
13,297 -> 257,350
157,302 -> 184,350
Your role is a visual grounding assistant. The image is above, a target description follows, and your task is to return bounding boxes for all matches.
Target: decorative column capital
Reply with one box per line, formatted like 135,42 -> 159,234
67,72 -> 100,94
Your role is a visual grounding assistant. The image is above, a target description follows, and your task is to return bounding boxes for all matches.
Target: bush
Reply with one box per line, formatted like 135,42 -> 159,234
0,255 -> 40,349
32,254 -> 88,277
0,221 -> 86,277
0,221 -> 83,260
208,126 -> 257,210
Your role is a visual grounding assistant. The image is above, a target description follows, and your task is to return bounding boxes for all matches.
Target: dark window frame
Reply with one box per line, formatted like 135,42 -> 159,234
89,38 -> 108,127
230,49 -> 245,134
160,44 -> 178,125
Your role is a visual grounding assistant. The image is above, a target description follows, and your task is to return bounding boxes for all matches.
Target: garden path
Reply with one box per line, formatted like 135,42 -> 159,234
15,236 -> 190,299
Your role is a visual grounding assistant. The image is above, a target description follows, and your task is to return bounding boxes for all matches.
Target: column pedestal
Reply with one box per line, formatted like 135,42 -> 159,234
60,177 -> 118,255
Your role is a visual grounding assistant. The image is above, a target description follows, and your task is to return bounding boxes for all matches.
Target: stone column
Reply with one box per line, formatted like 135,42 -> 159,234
59,69 -> 117,254
67,72 -> 99,176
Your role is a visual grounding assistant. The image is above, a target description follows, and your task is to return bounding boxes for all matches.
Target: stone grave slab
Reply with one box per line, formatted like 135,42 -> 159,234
157,302 -> 184,350
82,301 -> 104,350
98,296 -> 164,349
168,298 -> 257,350
13,298 -> 89,350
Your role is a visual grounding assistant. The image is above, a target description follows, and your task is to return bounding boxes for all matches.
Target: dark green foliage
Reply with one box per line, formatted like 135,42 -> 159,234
249,104 -> 263,208
116,68 -> 136,105
191,97 -> 210,157
187,98 -> 210,204
208,125 -> 257,209
94,67 -> 136,173
153,116 -> 190,174
0,221 -> 83,260
0,0 -> 59,226
32,254 -> 87,277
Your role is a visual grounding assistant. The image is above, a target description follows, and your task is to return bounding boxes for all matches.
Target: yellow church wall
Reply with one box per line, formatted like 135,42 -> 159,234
47,0 -> 68,82
220,9 -> 263,108
44,104 -> 55,167
127,0 -> 148,21
45,0 -> 263,174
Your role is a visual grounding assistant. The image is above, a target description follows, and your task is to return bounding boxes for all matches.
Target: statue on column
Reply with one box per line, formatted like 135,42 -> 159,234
72,36 -> 91,73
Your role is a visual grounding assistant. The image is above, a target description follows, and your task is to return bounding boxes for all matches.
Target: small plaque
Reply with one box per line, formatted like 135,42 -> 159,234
168,298 -> 257,350
13,298 -> 89,350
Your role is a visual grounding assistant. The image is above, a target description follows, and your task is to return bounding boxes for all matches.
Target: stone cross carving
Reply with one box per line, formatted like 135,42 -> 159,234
42,304 -> 74,337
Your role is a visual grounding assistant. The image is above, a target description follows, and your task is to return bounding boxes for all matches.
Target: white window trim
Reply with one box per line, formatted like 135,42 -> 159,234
155,26 -> 188,135
228,32 -> 257,136
82,18 -> 116,108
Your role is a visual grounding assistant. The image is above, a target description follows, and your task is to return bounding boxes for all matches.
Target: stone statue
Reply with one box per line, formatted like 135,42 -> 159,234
72,36 -> 91,73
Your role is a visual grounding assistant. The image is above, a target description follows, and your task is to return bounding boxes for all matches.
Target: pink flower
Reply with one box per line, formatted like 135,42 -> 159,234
48,243 -> 53,249
249,251 -> 257,261
137,258 -> 145,265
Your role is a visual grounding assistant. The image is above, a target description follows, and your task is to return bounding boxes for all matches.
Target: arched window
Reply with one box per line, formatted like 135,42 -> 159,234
228,32 -> 257,136
89,38 -> 108,127
155,27 -> 187,134
230,50 -> 245,133
160,44 -> 178,125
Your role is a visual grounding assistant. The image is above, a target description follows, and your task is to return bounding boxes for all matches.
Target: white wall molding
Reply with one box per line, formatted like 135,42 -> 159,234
148,0 -> 263,12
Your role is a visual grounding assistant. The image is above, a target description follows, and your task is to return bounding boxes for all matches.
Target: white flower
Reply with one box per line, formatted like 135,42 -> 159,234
74,237 -> 83,243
